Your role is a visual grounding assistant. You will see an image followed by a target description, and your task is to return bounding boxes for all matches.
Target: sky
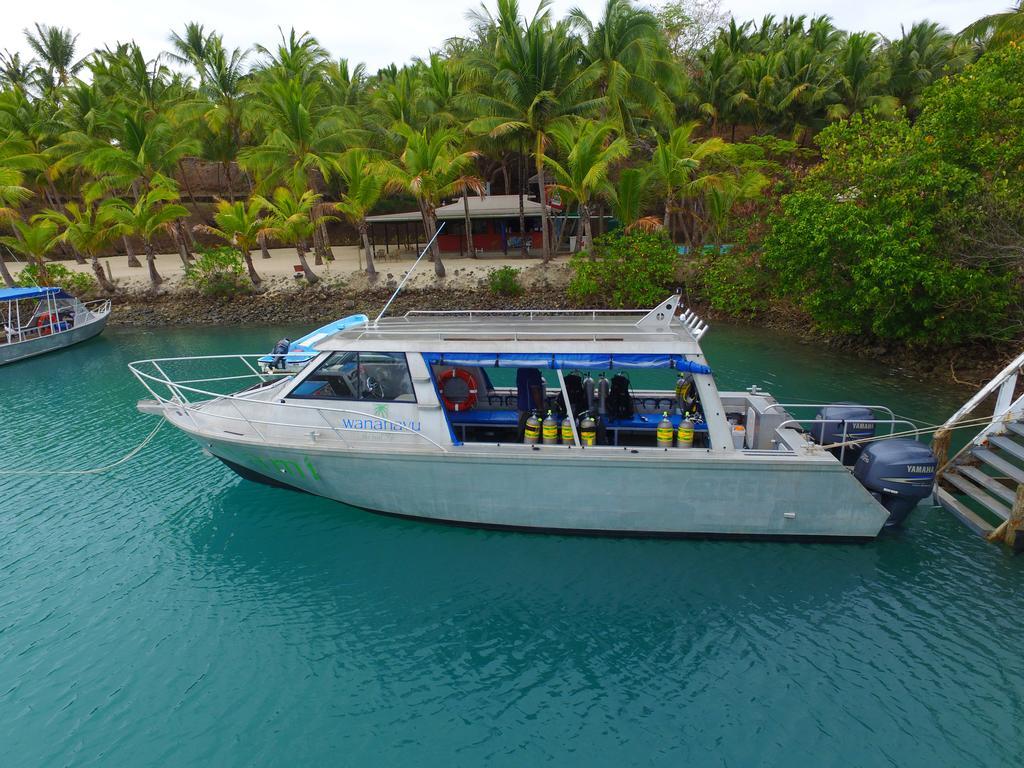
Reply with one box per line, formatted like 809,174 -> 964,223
0,0 -> 1010,73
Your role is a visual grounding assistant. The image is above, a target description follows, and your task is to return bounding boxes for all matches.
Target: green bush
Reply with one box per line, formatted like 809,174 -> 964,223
15,262 -> 96,296
487,265 -> 524,297
569,229 -> 678,307
698,246 -> 772,318
747,45 -> 1024,345
184,246 -> 249,298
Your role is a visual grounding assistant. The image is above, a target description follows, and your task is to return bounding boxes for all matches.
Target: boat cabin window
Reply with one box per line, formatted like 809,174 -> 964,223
289,352 -> 416,402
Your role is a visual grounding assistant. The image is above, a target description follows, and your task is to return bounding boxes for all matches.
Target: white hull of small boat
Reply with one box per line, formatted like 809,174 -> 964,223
1,307 -> 109,365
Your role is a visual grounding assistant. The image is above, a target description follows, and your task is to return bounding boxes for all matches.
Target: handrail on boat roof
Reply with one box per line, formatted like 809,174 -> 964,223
402,308 -> 647,319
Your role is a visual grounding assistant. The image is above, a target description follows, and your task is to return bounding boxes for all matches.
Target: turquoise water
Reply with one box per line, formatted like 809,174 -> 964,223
1,325 -> 1022,767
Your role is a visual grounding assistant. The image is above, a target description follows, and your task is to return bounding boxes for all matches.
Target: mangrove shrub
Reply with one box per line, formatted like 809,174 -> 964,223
569,229 -> 678,307
762,44 -> 1024,344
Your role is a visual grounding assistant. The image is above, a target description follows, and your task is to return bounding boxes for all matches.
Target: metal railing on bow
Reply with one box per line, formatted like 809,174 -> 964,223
129,355 -> 450,453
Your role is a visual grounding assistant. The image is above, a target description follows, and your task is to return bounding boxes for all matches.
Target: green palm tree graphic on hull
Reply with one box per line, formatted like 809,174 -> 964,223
373,404 -> 389,419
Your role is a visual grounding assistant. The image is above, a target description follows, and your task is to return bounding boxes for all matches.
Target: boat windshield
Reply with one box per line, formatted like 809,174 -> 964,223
289,351 -> 417,402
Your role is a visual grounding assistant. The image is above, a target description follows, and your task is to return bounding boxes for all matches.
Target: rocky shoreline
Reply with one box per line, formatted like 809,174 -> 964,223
106,285 -> 1017,387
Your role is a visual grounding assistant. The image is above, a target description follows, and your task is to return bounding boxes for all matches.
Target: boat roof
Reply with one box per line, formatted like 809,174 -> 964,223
316,296 -> 709,356
0,286 -> 71,301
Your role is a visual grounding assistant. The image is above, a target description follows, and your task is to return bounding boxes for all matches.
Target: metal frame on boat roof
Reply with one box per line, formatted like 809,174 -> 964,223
321,293 -> 709,350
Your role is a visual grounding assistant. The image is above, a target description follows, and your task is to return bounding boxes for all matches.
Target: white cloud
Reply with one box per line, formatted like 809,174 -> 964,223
0,0 -> 1008,74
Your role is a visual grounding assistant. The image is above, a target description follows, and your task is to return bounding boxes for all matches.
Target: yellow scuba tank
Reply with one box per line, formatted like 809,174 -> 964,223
524,411 -> 541,444
579,413 -> 597,446
677,417 -> 694,448
560,416 -> 575,444
542,410 -> 559,445
675,374 -> 693,413
657,412 -> 674,448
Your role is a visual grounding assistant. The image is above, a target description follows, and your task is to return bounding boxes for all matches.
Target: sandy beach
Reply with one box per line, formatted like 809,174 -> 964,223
50,244 -> 574,293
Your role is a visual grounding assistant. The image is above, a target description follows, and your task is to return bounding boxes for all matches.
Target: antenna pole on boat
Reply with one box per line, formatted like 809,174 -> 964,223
374,222 -> 446,326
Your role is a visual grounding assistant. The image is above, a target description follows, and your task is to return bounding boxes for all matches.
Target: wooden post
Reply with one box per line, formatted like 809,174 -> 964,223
1005,484 -> 1024,551
931,428 -> 951,474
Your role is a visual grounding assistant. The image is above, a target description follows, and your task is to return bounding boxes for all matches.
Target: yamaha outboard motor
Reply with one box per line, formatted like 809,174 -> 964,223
810,404 -> 876,466
270,338 -> 291,370
853,439 -> 937,527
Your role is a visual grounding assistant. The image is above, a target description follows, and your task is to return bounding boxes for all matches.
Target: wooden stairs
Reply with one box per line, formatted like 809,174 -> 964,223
933,352 -> 1024,550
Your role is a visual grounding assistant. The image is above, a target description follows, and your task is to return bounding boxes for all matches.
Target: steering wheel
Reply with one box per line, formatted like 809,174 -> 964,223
362,375 -> 385,400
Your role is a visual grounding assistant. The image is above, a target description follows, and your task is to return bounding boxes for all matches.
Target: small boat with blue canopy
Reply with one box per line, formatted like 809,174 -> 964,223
1,286 -> 111,366
130,292 -> 940,540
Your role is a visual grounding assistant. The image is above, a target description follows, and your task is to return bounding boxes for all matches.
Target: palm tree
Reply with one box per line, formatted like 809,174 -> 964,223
648,121 -> 726,238
334,150 -> 385,280
568,0 -> 678,135
35,197 -> 118,293
23,24 -> 83,89
239,74 -> 352,262
0,165 -> 33,287
960,3 -> 1024,48
102,177 -> 190,290
0,220 -> 58,286
829,33 -> 896,120
608,166 -> 656,233
704,169 -> 767,252
0,51 -> 36,91
543,120 -> 630,250
194,199 -> 267,287
83,107 -> 200,194
167,22 -> 216,81
378,124 -> 482,278
196,38 -> 251,201
253,28 -> 329,84
253,186 -> 326,284
466,0 -> 604,260
885,22 -> 962,113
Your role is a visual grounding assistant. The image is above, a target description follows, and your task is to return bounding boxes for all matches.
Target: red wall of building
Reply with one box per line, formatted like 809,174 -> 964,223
436,223 -> 542,253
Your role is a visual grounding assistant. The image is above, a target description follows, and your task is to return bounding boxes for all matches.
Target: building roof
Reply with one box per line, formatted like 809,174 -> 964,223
365,195 -> 551,224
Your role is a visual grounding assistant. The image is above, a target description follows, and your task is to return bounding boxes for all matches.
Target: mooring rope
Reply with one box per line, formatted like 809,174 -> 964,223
817,411 -> 1018,451
0,420 -> 165,476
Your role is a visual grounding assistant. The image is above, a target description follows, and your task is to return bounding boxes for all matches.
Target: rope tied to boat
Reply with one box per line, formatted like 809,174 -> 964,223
0,420 -> 164,476
814,410 -> 1022,452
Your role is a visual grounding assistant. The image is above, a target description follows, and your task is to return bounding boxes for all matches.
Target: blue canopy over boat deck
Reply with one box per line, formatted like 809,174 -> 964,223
425,352 -> 711,374
0,286 -> 71,301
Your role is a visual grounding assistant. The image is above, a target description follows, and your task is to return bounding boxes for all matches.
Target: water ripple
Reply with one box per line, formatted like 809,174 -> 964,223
1,326 -> 1022,767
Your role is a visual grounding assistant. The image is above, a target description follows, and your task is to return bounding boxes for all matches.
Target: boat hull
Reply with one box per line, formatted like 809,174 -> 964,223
192,433 -> 890,540
0,313 -> 109,365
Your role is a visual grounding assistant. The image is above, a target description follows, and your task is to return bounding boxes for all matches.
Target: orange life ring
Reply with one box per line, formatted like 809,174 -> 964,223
37,313 -> 55,335
439,368 -> 478,412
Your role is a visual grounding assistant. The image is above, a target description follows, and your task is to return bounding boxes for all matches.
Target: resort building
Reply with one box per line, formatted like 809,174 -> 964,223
365,195 -> 553,256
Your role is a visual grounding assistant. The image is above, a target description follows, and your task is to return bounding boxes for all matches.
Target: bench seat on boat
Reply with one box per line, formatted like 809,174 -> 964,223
606,413 -> 708,431
450,409 -> 518,426
448,409 -> 709,436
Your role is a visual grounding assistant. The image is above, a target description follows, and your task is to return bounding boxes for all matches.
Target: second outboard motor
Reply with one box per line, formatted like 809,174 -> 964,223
853,439 -> 937,527
810,404 -> 876,465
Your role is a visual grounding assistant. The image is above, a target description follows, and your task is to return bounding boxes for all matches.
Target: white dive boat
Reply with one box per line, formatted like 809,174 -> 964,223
1,286 -> 111,366
130,293 -> 938,540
